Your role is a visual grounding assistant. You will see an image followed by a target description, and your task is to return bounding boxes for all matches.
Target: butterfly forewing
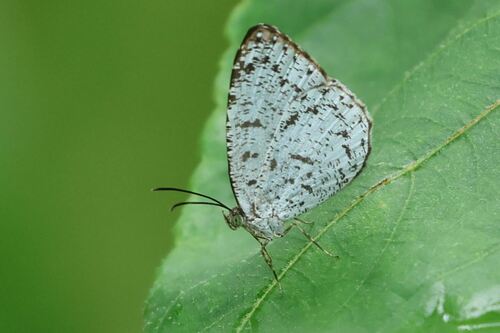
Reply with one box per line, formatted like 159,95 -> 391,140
226,24 -> 371,221
226,25 -> 328,215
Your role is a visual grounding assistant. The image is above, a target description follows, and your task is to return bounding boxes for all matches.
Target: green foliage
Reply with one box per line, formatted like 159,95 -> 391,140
145,1 -> 500,332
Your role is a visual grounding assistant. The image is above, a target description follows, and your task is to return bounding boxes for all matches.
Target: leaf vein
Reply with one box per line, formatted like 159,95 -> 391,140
371,10 -> 500,116
333,171 -> 416,314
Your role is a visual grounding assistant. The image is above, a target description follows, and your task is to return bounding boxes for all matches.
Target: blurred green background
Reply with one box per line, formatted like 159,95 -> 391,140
0,1 -> 236,332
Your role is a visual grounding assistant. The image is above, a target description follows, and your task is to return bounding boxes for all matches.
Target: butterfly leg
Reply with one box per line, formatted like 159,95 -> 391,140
259,244 -> 282,289
292,219 -> 339,258
294,217 -> 313,224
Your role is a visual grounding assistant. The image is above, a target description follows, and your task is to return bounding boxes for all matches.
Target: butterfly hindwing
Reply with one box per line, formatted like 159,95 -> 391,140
258,83 -> 371,221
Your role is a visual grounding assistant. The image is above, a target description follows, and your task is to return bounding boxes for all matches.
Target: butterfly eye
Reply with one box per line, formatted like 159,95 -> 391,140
223,210 -> 242,230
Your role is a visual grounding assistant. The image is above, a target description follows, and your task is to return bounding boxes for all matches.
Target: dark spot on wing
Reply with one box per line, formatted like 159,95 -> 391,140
341,101 -> 354,109
334,114 -> 349,127
290,154 -> 314,165
292,84 -> 302,93
247,179 -> 257,186
279,78 -> 289,87
241,151 -> 251,162
301,184 -> 313,194
243,63 -> 255,74
342,144 -> 353,159
283,113 -> 299,130
239,119 -> 262,128
242,151 -> 259,162
306,172 -> 313,178
306,106 -> 319,115
327,103 -> 339,111
270,159 -> 277,171
271,64 -> 280,73
335,130 -> 349,138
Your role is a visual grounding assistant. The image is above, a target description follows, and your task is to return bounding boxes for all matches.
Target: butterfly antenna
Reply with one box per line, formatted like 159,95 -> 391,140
153,187 -> 232,211
170,201 -> 230,212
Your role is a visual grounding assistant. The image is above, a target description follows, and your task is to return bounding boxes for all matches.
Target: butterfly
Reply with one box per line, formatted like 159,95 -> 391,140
155,24 -> 372,282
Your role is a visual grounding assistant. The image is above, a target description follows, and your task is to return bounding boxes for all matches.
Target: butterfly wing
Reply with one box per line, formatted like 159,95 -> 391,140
258,83 -> 371,221
226,24 -> 329,215
226,24 -> 371,220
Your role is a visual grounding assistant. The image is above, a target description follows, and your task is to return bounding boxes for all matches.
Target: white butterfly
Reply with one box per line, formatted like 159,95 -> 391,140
156,24 -> 371,281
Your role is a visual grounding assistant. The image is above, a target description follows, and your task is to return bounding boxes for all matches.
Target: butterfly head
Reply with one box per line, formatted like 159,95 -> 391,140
223,207 -> 245,230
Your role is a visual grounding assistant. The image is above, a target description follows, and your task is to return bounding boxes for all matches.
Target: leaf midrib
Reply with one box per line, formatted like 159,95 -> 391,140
335,172 -> 416,315
235,10 -> 500,331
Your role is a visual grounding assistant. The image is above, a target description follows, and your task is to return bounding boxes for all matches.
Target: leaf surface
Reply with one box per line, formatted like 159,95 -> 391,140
145,1 -> 500,332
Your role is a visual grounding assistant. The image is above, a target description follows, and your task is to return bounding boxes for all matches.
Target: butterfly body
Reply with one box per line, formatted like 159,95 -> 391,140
224,207 -> 284,241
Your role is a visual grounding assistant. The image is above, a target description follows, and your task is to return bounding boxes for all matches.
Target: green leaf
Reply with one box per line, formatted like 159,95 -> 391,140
145,1 -> 500,332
